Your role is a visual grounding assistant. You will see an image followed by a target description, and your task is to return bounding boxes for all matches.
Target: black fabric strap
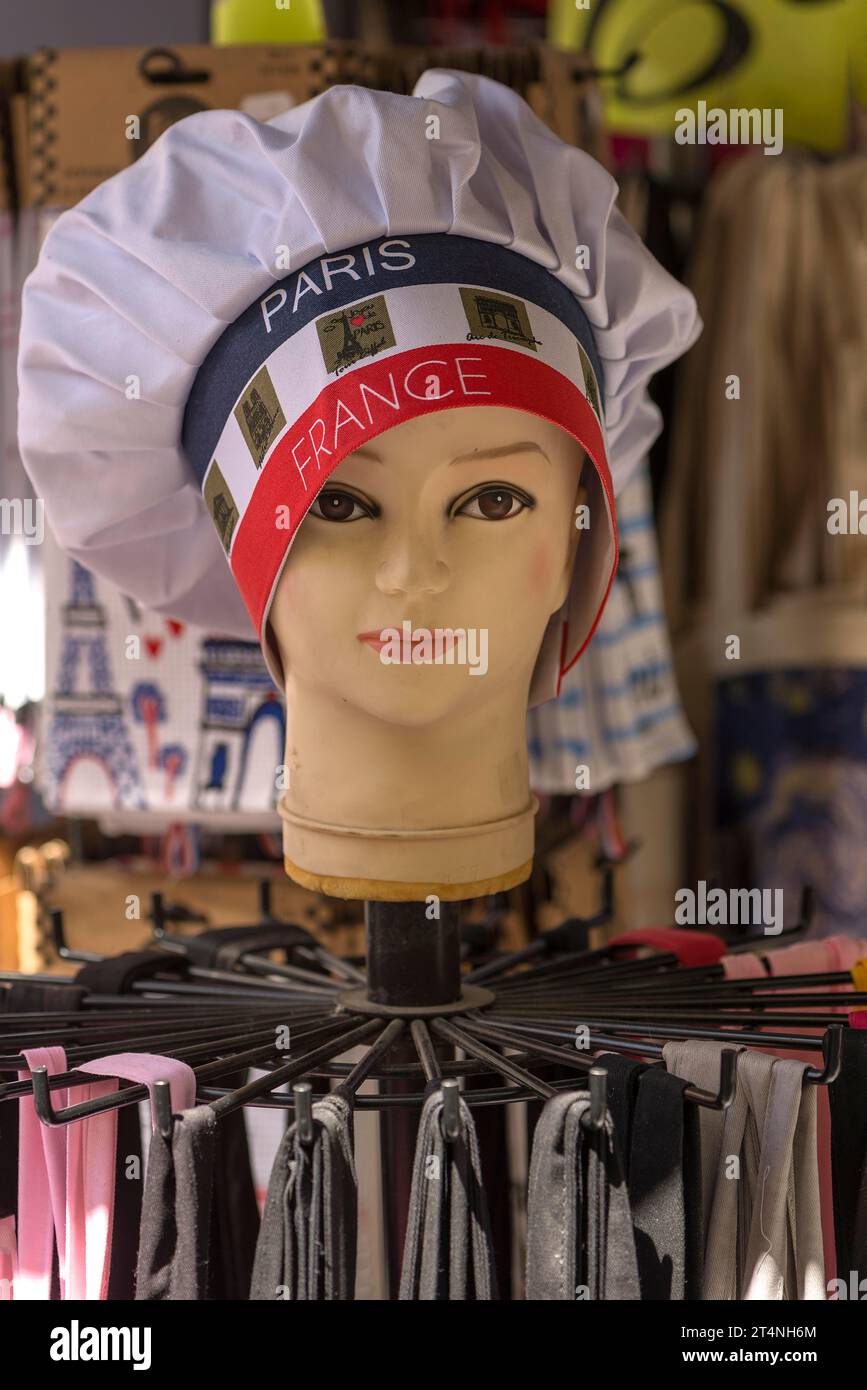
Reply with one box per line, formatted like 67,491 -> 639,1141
136,1106 -> 217,1301
107,1100 -> 144,1301
181,924 -> 314,970
628,1065 -> 702,1300
829,1028 -> 867,1282
1,980 -> 87,1012
75,951 -> 189,994
593,1052 -> 646,1181
206,1076 -> 260,1299
0,1091 -> 16,1223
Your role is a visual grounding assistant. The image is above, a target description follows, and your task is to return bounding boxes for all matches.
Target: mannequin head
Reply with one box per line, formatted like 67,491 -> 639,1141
269,406 -> 585,729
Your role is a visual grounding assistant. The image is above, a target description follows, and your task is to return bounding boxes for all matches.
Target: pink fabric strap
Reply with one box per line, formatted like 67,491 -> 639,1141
721,953 -> 768,979
17,1046 -> 69,1301
63,1076 -> 117,1302
824,936 -> 867,974
64,1053 -> 196,1301
74,1053 -> 196,1126
765,940 -> 833,975
0,1215 -> 17,1300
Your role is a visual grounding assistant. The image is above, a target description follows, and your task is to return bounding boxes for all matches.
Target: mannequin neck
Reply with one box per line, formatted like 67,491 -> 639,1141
283,674 -> 531,828
278,673 -> 537,900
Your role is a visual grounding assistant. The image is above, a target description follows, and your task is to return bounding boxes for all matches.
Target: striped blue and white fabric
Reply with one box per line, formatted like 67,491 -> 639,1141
528,460 -> 695,793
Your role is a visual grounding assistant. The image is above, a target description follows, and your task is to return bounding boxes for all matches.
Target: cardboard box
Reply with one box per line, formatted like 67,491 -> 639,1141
19,41 -> 365,208
0,62 -> 17,213
17,40 -> 604,209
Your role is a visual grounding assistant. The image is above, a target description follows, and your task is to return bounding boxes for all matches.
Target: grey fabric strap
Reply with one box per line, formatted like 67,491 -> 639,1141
663,1040 -> 825,1301
526,1090 -> 640,1301
136,1105 -> 217,1301
399,1088 -> 498,1301
250,1093 -> 357,1300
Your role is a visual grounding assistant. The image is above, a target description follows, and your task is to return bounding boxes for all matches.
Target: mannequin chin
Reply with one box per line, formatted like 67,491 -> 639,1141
270,405 -> 585,900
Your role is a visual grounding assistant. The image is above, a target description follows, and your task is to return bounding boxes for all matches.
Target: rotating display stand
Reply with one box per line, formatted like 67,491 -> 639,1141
9,875 -> 837,1299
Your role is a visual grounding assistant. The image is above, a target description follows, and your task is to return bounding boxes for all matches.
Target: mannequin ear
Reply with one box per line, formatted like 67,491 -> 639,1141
549,468 -> 587,615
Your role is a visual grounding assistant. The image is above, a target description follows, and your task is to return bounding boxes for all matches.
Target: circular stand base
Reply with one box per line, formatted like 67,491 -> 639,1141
338,983 -> 495,1019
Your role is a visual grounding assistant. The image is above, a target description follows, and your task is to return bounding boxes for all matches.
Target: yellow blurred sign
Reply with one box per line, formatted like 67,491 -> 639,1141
211,0 -> 326,46
549,0 -> 867,152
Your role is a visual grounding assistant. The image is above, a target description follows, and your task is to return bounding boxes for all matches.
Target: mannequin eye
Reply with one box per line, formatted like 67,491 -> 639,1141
309,489 -> 377,523
454,485 -> 534,521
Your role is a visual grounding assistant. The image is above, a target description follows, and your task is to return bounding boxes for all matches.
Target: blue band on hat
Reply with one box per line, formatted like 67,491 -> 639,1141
182,232 -> 603,481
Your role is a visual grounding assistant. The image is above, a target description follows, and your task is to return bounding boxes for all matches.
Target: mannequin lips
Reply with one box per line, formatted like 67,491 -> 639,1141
357,631 -> 390,655
357,628 -> 459,661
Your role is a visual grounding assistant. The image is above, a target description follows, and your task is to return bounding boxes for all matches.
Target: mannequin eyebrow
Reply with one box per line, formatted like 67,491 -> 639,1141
349,442 -> 549,466
449,442 -> 549,466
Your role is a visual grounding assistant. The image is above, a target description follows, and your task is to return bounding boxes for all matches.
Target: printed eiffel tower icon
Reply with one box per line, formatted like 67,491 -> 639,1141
46,561 -> 144,809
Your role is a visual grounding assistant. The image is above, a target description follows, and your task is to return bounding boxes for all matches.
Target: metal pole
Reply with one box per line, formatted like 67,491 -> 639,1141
365,899 -> 461,1007
366,899 -> 461,1296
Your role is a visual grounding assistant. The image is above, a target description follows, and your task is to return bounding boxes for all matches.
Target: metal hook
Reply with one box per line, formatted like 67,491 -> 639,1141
799,884 -> 815,934
580,1065 -> 608,1131
441,1078 -> 461,1142
714,1048 -> 739,1110
50,908 -> 101,964
30,1064 -> 62,1126
293,1081 -> 314,1143
50,908 -> 67,958
31,1065 -> 176,1138
599,862 -> 615,922
150,891 -> 166,939
258,879 -> 275,922
152,1080 -> 174,1140
681,1047 -> 739,1111
804,1024 -> 843,1086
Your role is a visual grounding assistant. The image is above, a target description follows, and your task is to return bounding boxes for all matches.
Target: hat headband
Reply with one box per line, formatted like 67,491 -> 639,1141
182,233 -> 617,690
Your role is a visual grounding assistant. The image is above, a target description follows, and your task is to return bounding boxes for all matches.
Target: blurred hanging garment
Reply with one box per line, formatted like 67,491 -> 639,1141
661,154 -> 867,937
250,1093 -> 357,1301
529,460 -> 695,794
399,1088 -> 498,1301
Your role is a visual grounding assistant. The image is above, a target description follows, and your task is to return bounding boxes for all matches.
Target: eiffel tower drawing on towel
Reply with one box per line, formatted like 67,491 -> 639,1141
46,561 -> 144,810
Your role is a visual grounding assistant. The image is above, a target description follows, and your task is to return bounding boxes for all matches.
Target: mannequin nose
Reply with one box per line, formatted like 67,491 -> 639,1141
375,537 -> 450,599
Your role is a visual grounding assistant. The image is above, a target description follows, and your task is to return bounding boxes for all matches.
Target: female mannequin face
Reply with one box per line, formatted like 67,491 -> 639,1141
270,406 -> 584,728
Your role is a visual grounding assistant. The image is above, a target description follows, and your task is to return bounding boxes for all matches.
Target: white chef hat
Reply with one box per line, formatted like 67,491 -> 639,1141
17,68 -> 699,706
